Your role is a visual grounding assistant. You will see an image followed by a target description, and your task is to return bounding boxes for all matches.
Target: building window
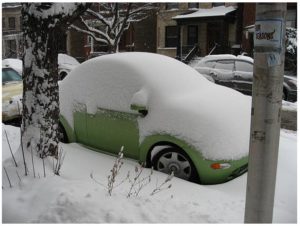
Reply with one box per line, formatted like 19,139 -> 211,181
6,39 -> 17,57
8,17 -> 15,29
165,26 -> 177,47
87,36 -> 93,45
188,3 -> 199,9
19,16 -> 22,30
2,17 -> 5,29
212,3 -> 225,7
165,3 -> 179,10
187,25 -> 198,46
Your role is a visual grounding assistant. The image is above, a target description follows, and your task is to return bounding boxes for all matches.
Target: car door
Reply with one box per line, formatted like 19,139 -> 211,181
86,108 -> 140,159
73,105 -> 89,145
233,60 -> 254,95
211,60 -> 235,88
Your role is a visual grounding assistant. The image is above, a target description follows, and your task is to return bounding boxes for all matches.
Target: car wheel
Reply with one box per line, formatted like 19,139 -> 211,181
58,123 -> 68,143
152,147 -> 198,182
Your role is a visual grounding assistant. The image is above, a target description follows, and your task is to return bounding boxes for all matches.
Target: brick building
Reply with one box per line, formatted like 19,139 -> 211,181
156,3 -> 242,59
2,3 -> 23,59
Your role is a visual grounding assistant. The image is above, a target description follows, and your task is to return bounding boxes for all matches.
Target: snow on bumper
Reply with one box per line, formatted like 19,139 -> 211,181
2,96 -> 22,121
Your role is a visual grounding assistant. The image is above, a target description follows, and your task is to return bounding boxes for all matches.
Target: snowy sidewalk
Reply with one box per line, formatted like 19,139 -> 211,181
2,125 -> 297,223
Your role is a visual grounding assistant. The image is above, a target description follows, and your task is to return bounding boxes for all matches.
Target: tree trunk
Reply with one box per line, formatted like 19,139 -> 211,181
22,12 -> 59,157
21,3 -> 89,157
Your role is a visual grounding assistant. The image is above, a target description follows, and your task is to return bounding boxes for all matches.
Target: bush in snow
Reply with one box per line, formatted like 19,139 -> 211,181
53,147 -> 66,176
285,27 -> 297,73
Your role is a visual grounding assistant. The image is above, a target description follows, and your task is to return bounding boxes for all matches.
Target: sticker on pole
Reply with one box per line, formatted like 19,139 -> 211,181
254,19 -> 283,48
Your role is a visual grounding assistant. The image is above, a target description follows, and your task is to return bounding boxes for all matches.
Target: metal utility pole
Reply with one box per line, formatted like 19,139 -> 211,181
244,3 -> 287,223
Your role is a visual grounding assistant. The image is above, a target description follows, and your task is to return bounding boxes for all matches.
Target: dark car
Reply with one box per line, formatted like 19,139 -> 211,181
192,54 -> 297,102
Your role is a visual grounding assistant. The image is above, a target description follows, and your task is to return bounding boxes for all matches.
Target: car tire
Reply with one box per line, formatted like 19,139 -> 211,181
152,147 -> 199,182
58,123 -> 68,143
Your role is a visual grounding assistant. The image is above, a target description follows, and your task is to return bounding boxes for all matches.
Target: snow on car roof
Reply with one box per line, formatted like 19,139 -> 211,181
60,52 -> 251,161
198,54 -> 254,65
2,59 -> 23,75
201,54 -> 237,61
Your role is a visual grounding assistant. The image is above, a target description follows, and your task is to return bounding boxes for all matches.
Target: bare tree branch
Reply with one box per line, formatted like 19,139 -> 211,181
69,3 -> 157,53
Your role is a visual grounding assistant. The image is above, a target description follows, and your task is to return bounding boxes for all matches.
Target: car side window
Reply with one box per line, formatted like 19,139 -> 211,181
214,60 -> 234,71
204,60 -> 216,68
2,69 -> 22,83
235,60 -> 253,73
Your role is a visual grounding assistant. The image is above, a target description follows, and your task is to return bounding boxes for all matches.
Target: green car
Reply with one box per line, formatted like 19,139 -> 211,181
59,52 -> 250,184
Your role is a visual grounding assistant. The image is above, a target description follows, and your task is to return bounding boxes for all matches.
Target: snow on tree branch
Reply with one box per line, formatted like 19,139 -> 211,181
70,3 -> 157,53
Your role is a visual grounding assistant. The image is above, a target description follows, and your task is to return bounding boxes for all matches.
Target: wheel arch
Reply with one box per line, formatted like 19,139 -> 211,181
139,134 -> 200,168
144,140 -> 184,168
139,134 -> 202,183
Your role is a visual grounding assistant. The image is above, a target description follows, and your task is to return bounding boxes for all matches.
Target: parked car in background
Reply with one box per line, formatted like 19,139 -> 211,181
2,67 -> 23,122
192,54 -> 297,102
58,54 -> 80,80
59,52 -> 251,185
2,58 -> 23,75
2,54 -> 80,81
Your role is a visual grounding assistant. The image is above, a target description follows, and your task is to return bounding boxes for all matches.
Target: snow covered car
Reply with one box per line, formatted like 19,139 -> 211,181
58,54 -> 80,80
59,52 -> 251,184
2,54 -> 79,81
2,58 -> 23,75
192,54 -> 297,102
2,67 -> 23,122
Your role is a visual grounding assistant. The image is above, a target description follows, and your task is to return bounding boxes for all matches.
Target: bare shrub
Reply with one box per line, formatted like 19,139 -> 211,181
150,172 -> 174,196
107,146 -> 124,196
90,146 -> 174,197
54,147 -> 66,175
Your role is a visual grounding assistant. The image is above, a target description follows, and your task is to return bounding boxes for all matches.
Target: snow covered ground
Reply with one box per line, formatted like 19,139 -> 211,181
2,124 -> 297,223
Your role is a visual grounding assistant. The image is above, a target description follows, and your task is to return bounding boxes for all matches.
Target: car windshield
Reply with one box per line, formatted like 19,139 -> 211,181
2,68 -> 22,84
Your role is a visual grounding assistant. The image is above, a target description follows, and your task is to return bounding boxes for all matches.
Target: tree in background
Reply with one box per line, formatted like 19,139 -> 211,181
70,3 -> 157,53
21,3 -> 90,157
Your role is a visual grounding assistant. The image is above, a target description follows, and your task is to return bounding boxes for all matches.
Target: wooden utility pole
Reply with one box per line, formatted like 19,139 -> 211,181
244,3 -> 287,223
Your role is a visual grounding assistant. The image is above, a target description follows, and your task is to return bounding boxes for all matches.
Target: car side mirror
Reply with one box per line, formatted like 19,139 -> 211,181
130,88 -> 148,117
130,104 -> 148,117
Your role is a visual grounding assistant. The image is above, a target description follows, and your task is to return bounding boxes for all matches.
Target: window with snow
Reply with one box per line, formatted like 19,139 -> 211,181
235,61 -> 253,73
214,60 -> 234,71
